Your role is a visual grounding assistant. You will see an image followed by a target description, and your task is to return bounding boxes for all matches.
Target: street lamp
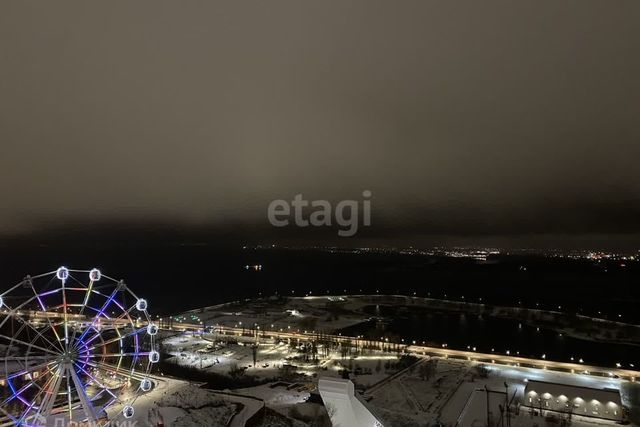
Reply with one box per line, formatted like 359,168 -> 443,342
504,382 -> 510,427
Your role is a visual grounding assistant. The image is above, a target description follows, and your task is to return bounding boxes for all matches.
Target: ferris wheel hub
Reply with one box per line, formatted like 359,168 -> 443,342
61,351 -> 75,363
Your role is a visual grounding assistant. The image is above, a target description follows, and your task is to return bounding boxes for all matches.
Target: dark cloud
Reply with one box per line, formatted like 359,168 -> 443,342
1,1 -> 639,242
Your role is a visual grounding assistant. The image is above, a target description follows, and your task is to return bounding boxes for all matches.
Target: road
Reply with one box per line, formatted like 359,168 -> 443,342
21,308 -> 638,384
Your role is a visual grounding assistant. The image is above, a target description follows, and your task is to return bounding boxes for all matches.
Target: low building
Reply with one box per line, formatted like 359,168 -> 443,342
524,379 -> 623,421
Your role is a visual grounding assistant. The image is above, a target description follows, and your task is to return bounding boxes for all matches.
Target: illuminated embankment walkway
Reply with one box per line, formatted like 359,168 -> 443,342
164,323 -> 639,383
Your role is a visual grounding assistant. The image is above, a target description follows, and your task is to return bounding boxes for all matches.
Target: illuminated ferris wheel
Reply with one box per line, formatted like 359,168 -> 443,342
0,268 -> 159,426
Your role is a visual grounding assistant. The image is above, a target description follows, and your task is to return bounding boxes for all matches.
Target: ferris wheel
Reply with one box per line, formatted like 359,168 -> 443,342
0,268 -> 159,426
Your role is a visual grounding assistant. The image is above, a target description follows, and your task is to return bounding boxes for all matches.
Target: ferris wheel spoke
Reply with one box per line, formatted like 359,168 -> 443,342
66,272 -> 90,288
0,333 -> 60,357
2,374 -> 39,407
73,362 -> 120,401
10,365 -> 59,425
0,273 -> 54,303
0,278 -> 59,332
1,310 -> 65,355
73,316 -> 119,350
4,359 -> 59,381
66,275 -> 95,353
1,368 -> 56,415
73,301 -> 138,352
30,321 -> 67,357
10,378 -> 54,425
33,364 -> 65,423
2,313 -> 64,356
80,326 -> 107,349
65,365 -> 75,422
86,352 -> 148,360
74,283 -> 124,348
87,387 -> 110,405
60,277 -> 72,354
0,405 -> 19,426
93,393 -> 119,415
83,359 -> 143,382
27,376 -> 60,421
86,327 -> 146,353
25,276 -> 67,354
67,363 -> 99,422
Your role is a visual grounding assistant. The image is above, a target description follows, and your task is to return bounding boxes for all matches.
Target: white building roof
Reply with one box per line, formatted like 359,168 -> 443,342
319,377 -> 385,427
524,380 -> 621,405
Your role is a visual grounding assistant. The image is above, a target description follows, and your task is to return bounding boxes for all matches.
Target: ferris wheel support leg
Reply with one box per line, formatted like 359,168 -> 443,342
35,364 -> 65,424
68,363 -> 99,423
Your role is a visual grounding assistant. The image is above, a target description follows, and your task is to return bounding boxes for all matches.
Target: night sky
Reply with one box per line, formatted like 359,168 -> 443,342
1,1 -> 640,248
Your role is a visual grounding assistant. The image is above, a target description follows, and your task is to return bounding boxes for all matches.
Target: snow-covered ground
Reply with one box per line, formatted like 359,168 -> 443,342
104,376 -> 232,426
235,384 -> 331,426
368,358 -> 468,426
163,333 -> 309,380
235,383 -> 310,408
162,331 -> 403,386
158,329 -> 640,427
178,296 -> 371,335
159,331 -> 409,425
366,357 -> 637,427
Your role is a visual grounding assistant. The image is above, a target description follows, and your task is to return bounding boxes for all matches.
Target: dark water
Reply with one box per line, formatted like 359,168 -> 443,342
0,243 -> 638,322
339,305 -> 640,368
1,242 -> 638,367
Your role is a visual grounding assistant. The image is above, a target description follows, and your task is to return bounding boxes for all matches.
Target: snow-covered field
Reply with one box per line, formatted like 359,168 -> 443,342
368,358 -> 468,426
366,357 -> 637,427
